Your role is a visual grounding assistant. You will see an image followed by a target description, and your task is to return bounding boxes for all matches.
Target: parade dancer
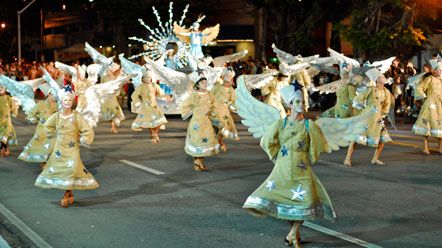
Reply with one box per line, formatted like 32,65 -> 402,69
411,59 -> 442,154
210,67 -> 239,151
0,85 -> 18,156
35,69 -> 132,208
180,77 -> 221,171
344,68 -> 392,166
100,64 -> 126,134
131,69 -> 168,143
235,78 -> 370,248
261,72 -> 289,117
18,84 -> 57,169
35,87 -> 98,208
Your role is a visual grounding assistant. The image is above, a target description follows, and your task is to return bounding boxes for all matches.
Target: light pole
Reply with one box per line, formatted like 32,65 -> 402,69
17,0 -> 37,65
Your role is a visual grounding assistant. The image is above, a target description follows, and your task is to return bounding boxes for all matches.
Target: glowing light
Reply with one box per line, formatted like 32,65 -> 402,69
99,45 -> 103,48
62,4 -> 66,10
112,45 -> 115,48
0,23 -> 5,29
128,44 -> 132,47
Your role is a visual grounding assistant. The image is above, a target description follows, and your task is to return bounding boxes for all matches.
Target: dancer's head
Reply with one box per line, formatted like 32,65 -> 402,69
280,80 -> 304,114
365,68 -> 386,86
194,77 -> 207,90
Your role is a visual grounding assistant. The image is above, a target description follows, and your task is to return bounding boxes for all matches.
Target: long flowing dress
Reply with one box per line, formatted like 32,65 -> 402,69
100,75 -> 125,126
0,95 -> 18,146
243,118 -> 336,221
211,83 -> 239,140
352,86 -> 392,147
261,78 -> 289,118
412,75 -> 442,138
35,111 -> 99,190
131,83 -> 168,130
180,91 -> 221,157
18,99 -> 57,162
321,84 -> 357,118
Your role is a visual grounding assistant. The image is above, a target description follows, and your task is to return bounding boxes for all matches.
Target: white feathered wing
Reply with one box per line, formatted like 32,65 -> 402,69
0,75 -> 36,115
79,74 -> 134,127
235,76 -> 281,139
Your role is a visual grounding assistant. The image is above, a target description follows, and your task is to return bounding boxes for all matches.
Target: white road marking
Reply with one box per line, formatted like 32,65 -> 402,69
0,203 -> 53,248
0,234 -> 11,248
304,222 -> 383,248
119,160 -> 165,175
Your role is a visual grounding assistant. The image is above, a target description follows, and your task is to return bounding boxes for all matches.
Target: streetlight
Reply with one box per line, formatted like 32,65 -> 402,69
18,0 -> 37,65
0,23 -> 6,29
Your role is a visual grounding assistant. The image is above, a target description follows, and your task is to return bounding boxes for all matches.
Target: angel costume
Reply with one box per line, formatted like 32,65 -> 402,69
131,82 -> 168,130
320,76 -> 361,119
412,73 -> 442,138
261,77 -> 289,118
211,80 -> 239,140
100,74 -> 125,127
352,83 -> 392,147
181,91 -> 221,157
236,80 -> 369,224
243,118 -> 336,221
35,111 -> 98,190
75,78 -> 92,110
19,98 -> 57,162
0,94 -> 18,147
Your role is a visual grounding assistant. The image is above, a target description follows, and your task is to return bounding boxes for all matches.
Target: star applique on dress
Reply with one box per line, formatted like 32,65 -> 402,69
265,180 -> 276,191
281,145 -> 289,157
55,150 -> 61,159
202,137 -> 208,143
68,141 -> 75,148
290,185 -> 306,201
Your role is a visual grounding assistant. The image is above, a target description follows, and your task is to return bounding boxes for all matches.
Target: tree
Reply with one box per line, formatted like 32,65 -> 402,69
337,0 -> 440,60
247,0 -> 353,56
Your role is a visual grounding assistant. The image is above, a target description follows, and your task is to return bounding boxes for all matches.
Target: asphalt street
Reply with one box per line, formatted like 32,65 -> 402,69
0,110 -> 441,248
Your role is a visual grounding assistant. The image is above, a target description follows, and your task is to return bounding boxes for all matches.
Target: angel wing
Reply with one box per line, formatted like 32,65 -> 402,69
213,50 -> 248,67
308,64 -> 339,78
86,64 -> 102,85
279,62 -> 310,76
271,43 -> 297,65
238,72 -> 276,90
313,75 -> 364,95
41,67 -> 62,101
0,75 -> 36,115
146,57 -> 191,103
406,72 -> 426,90
201,24 -> 220,45
235,76 -> 281,138
20,77 -> 46,91
55,61 -> 78,83
173,23 -> 190,43
370,57 -> 395,73
119,54 -> 143,88
315,109 -> 373,151
84,42 -> 114,73
79,74 -> 133,127
327,48 -> 360,68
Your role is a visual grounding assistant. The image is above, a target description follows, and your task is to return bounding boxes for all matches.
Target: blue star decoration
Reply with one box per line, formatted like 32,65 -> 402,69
202,137 -> 208,143
68,141 -> 75,148
265,180 -> 276,191
193,123 -> 199,131
63,85 -> 73,93
281,145 -> 289,157
55,150 -> 61,159
290,185 -> 306,201
297,140 -> 306,150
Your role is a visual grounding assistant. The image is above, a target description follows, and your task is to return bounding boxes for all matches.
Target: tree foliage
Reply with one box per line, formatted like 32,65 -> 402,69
337,0 -> 438,60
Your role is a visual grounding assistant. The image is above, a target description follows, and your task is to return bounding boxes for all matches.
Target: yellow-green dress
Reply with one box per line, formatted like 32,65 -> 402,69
293,69 -> 312,112
100,75 -> 125,126
243,118 -> 336,221
180,91 -> 221,157
412,75 -> 442,138
261,78 -> 289,117
210,83 -> 239,140
0,95 -> 18,146
352,86 -> 392,147
321,84 -> 357,118
131,82 -> 168,130
35,111 -> 99,190
18,99 -> 57,162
